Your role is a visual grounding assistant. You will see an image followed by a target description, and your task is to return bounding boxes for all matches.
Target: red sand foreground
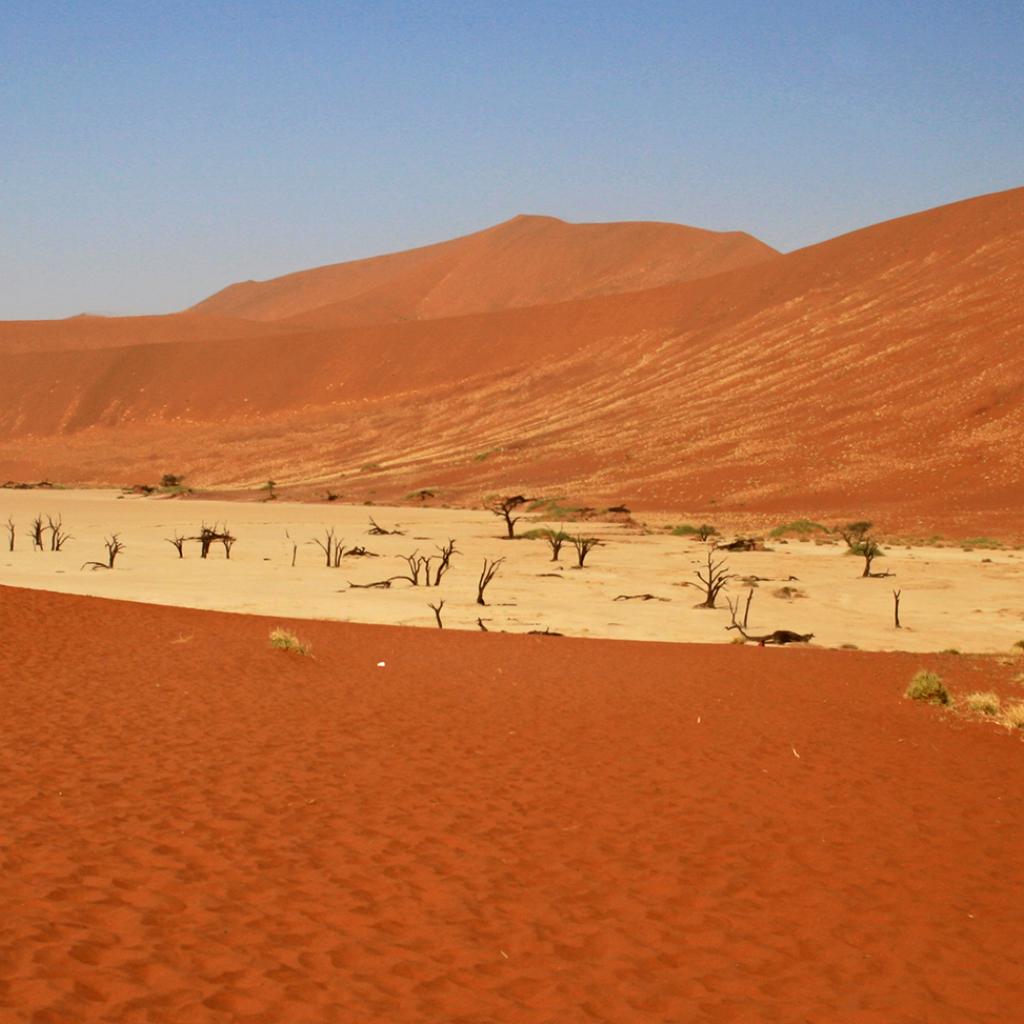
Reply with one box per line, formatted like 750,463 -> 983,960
1,586 -> 1022,1023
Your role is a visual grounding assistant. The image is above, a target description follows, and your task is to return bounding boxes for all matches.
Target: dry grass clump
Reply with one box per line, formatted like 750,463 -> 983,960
965,692 -> 1001,716
904,670 -> 949,705
1000,702 -> 1024,730
269,627 -> 311,656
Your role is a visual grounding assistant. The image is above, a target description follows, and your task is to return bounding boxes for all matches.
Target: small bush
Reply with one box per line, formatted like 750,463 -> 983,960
269,627 -> 311,656
671,523 -> 717,540
1001,702 -> 1024,730
769,519 -> 827,538
966,692 -> 1001,716
1012,640 -> 1024,652
905,670 -> 949,705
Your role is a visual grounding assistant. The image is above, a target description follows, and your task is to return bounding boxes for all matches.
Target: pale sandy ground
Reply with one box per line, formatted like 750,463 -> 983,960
1,490 -> 1022,653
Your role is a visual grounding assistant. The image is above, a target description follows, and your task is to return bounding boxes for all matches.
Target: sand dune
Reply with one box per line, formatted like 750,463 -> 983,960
0,188 -> 1022,530
191,213 -> 778,326
0,312 -> 286,355
2,585 -> 1022,1022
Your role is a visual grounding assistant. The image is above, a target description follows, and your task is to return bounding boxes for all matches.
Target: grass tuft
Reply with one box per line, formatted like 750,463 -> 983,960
965,692 -> 1001,716
269,627 -> 311,656
1000,702 -> 1024,730
904,670 -> 949,705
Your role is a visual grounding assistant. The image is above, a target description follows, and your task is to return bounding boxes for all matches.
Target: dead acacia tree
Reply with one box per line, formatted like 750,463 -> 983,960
431,539 -> 457,585
46,515 -> 72,551
311,527 -> 345,568
682,548 -> 735,608
893,589 -> 902,629
428,600 -> 445,629
725,595 -> 813,645
477,557 -> 504,605
28,515 -> 45,550
393,540 -> 458,587
285,530 -> 297,567
486,495 -> 530,539
5,517 -> 13,551
195,523 -> 236,559
82,534 -> 126,570
571,534 -> 602,568
368,516 -> 404,536
166,532 -> 187,558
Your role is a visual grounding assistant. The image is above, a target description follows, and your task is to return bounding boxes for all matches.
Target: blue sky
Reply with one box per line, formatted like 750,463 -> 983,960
3,1 -> 1022,319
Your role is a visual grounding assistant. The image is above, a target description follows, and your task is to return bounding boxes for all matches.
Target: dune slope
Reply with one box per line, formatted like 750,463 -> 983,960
0,188 -> 1021,529
1,586 -> 1022,1023
0,312 -> 286,355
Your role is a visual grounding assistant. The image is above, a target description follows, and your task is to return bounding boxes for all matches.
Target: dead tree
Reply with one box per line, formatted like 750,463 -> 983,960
893,589 -> 902,629
725,600 -> 812,644
428,600 -> 445,629
477,557 -> 504,605
486,495 -> 530,539
28,515 -> 45,550
82,534 -> 125,570
571,535 -> 602,568
542,527 -> 569,561
46,515 -> 72,551
725,589 -> 755,630
614,594 -> 669,602
5,517 -> 13,551
683,549 -> 735,608
431,540 -> 457,585
345,545 -> 377,558
368,516 -> 404,536
167,532 -> 187,558
395,550 -> 428,585
476,618 -> 489,632
285,530 -> 297,567
195,523 -> 235,559
312,527 -> 344,568
348,579 -> 397,589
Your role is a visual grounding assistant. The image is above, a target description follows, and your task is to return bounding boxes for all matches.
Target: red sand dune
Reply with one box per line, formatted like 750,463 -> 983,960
0,313 -> 286,356
1,585 -> 1022,1022
191,214 -> 778,326
0,188 -> 1022,531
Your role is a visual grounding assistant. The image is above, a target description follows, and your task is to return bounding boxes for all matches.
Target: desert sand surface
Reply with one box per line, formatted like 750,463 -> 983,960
0,189 -> 1021,530
2,490 -> 1022,653
1,584 -> 1022,1023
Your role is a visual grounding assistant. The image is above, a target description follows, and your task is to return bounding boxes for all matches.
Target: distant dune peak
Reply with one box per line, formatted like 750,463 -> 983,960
188,213 -> 780,326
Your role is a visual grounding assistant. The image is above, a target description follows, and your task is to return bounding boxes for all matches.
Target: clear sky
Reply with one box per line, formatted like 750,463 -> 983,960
3,0 -> 1022,319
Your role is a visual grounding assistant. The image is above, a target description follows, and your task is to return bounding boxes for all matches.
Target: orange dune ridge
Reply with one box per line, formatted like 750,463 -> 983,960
1,585 -> 1022,1022
0,187 -> 1022,531
0,312 -> 288,355
191,213 -> 778,327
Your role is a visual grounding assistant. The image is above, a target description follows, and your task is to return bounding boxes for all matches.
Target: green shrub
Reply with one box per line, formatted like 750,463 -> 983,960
672,523 -> 717,540
769,519 -> 828,538
904,670 -> 949,705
